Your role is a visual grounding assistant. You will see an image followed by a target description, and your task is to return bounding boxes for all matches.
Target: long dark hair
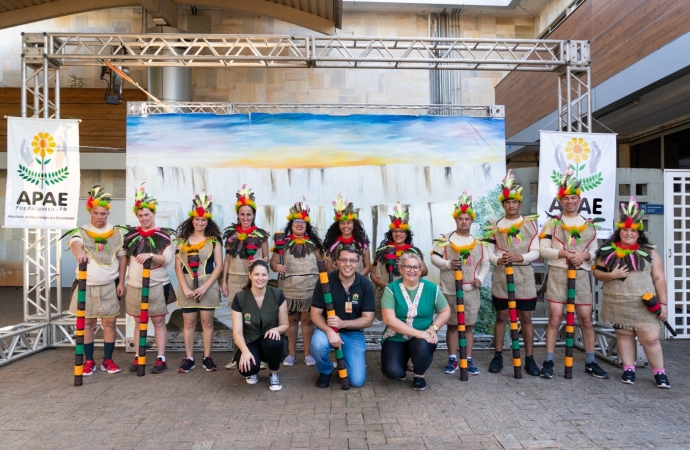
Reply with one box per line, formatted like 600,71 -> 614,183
596,228 -> 650,258
283,220 -> 324,249
380,229 -> 414,246
323,219 -> 370,251
242,260 -> 270,290
175,217 -> 222,242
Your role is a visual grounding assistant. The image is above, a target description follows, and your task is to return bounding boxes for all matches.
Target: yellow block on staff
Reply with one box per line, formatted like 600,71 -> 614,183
319,273 -> 329,284
456,305 -> 464,312
565,325 -> 575,333
77,272 -> 87,280
458,325 -> 466,332
505,266 -> 514,275
338,369 -> 347,378
513,358 -> 521,366
455,271 -> 463,280
564,356 -> 573,366
459,360 -> 468,369
510,323 -> 519,331
566,304 -> 575,313
326,310 -> 336,317
75,329 -> 85,336
74,366 -> 83,376
568,270 -> 577,278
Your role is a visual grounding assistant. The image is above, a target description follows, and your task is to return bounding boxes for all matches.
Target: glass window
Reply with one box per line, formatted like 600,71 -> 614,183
630,138 -> 661,169
664,128 -> 690,169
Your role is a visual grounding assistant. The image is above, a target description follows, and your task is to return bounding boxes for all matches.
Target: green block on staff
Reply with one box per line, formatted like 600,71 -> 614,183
566,337 -> 574,347
335,348 -> 344,359
507,284 -> 515,292
455,290 -> 463,298
142,287 -> 149,297
77,291 -> 86,302
567,288 -> 575,298
512,341 -> 520,350
459,338 -> 466,347
75,344 -> 84,355
139,337 -> 147,346
323,292 -> 333,304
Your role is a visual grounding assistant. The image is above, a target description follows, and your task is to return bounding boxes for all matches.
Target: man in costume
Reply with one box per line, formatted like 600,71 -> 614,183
539,171 -> 609,379
310,245 -> 375,388
65,186 -> 126,375
431,192 -> 489,375
483,170 -> 541,376
124,183 -> 175,374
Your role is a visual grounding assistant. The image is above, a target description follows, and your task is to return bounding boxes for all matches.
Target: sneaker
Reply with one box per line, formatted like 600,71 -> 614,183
83,359 -> 96,376
584,361 -> 610,379
654,373 -> 670,389
304,355 -> 316,366
246,374 -> 259,385
524,356 -> 540,377
412,376 -> 426,391
226,360 -> 238,370
260,361 -> 268,370
540,360 -> 554,379
443,358 -> 458,374
372,319 -> 383,325
621,369 -> 635,385
269,373 -> 282,391
178,358 -> 195,373
152,357 -> 167,374
467,358 -> 480,375
283,355 -> 296,367
316,372 -> 331,388
129,356 -> 139,372
488,353 -> 503,373
100,359 -> 121,374
202,356 -> 217,372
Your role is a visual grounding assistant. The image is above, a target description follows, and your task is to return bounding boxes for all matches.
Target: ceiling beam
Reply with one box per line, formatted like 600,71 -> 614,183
139,0 -> 178,28
0,0 -> 138,30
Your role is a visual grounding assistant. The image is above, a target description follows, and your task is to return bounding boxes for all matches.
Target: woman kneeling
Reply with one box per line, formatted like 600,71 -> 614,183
380,252 -> 450,390
231,261 -> 288,391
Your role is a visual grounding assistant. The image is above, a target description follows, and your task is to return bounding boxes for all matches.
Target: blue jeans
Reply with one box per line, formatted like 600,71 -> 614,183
311,328 -> 367,387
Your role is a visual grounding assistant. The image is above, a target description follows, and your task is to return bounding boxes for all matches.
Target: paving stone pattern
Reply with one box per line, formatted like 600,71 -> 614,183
1,341 -> 689,449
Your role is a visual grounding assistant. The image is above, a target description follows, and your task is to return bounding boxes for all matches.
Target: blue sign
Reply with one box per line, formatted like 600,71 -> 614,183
641,204 -> 664,215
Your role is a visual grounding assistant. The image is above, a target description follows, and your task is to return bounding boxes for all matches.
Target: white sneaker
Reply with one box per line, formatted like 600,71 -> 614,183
269,373 -> 282,391
225,360 -> 237,370
283,355 -> 296,367
246,374 -> 259,385
260,361 -> 268,370
304,355 -> 316,366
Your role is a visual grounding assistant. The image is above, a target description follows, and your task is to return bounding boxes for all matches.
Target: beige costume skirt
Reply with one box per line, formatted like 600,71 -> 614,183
545,266 -> 593,306
68,282 -> 119,319
444,289 -> 479,326
176,275 -> 221,309
125,283 -> 173,317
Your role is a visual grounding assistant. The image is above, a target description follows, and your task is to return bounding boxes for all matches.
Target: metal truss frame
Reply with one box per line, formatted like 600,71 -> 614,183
10,30 -> 592,367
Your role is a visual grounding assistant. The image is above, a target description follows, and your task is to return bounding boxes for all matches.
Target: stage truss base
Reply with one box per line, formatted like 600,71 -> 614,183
123,334 -> 233,353
0,322 -> 51,367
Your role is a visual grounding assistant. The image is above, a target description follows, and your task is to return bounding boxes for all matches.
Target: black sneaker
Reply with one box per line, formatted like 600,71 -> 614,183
488,353 -> 503,373
621,369 -> 635,385
524,356 -> 540,377
540,360 -> 554,379
178,358 -> 195,373
202,356 -> 217,372
585,361 -> 610,379
316,372 -> 331,388
152,357 -> 167,374
654,373 -> 670,389
412,376 -> 426,391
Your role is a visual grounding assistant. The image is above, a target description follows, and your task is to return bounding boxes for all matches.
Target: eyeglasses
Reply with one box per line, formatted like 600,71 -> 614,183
391,229 -> 407,234
293,219 -> 307,224
337,258 -> 360,265
401,265 -> 421,271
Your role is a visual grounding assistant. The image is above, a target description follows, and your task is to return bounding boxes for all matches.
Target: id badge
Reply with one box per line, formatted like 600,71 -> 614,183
345,301 -> 353,313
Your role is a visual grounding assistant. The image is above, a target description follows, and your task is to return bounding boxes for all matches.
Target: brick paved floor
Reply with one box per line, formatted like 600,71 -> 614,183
1,340 -> 689,449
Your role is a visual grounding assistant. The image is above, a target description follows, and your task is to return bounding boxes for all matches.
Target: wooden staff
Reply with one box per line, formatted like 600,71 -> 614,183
74,262 -> 87,387
138,258 -> 152,377
273,231 -> 286,281
506,262 -> 522,379
384,246 -> 397,283
246,236 -> 259,262
455,262 -> 468,381
642,293 -> 677,337
317,259 -> 349,390
564,263 -> 576,379
188,251 -> 201,301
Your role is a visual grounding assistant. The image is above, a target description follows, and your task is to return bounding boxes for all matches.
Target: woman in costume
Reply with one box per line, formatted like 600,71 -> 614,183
592,197 -> 670,388
371,202 -> 427,322
322,193 -> 371,276
174,193 -> 224,373
231,260 -> 288,391
270,198 -> 324,367
380,251 -> 450,391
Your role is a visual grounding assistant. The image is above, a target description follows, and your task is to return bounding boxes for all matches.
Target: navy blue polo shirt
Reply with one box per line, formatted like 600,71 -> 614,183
311,270 -> 375,333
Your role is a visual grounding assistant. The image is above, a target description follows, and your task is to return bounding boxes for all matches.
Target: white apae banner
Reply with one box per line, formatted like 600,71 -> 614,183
537,131 -> 617,239
4,117 -> 80,229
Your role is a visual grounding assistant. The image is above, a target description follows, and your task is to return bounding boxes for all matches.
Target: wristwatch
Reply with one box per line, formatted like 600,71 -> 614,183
149,253 -> 154,259
430,324 -> 439,332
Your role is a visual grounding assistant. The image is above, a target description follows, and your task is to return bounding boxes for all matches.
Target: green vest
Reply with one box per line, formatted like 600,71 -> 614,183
382,279 -> 439,343
236,287 -> 282,344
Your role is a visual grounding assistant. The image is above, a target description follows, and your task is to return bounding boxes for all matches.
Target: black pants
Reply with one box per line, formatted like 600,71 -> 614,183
381,337 -> 437,379
235,336 -> 284,376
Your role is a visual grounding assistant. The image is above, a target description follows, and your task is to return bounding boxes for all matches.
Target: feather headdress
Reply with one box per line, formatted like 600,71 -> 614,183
287,197 -> 310,222
86,185 -> 111,211
452,191 -> 476,220
189,192 -> 213,219
132,183 -> 157,214
333,193 -> 357,222
498,169 -> 523,203
556,169 -> 582,200
616,196 -> 644,231
389,201 -> 410,230
235,184 -> 257,212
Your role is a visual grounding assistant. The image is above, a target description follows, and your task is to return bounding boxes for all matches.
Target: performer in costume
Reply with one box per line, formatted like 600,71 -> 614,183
174,193 -> 224,373
322,193 -> 371,276
431,192 -> 489,376
593,197 -> 670,388
380,251 -> 450,390
371,202 -> 428,322
483,170 -> 541,376
538,170 -> 609,379
63,186 -> 126,376
124,183 -> 175,374
310,245 -> 375,388
221,184 -> 270,305
270,198 -> 323,367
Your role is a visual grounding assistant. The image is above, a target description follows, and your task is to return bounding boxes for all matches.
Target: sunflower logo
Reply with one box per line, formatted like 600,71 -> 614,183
565,137 -> 590,164
31,132 -> 56,161
17,131 -> 69,187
